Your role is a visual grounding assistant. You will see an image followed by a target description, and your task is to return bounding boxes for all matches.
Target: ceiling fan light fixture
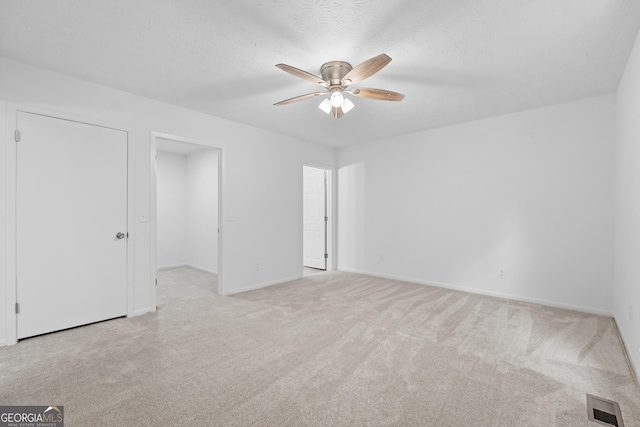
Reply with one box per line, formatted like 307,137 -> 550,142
330,91 -> 344,108
275,53 -> 403,119
318,98 -> 332,114
341,98 -> 355,114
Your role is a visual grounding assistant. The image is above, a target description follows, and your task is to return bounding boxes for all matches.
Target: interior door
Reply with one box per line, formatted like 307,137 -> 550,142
303,166 -> 327,270
16,111 -> 128,339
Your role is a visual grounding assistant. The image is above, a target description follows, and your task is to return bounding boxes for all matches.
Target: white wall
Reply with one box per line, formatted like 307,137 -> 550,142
338,94 -> 616,315
156,151 -> 189,268
0,57 -> 336,345
187,149 -> 219,273
157,149 -> 219,273
614,29 -> 640,379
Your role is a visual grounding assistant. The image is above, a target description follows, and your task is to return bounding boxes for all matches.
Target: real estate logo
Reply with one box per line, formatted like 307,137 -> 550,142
0,406 -> 64,427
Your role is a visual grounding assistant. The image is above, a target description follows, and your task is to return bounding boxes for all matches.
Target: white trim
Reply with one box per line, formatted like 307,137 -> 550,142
9,103 -> 131,133
0,100 -> 6,347
126,118 -> 136,319
221,275 -> 301,296
337,267 -> 614,317
186,264 -> 218,275
5,104 -> 17,345
149,131 -> 223,298
149,133 -> 158,312
614,316 -> 640,384
302,162 -> 335,273
5,103 -> 135,345
132,309 -> 152,317
302,160 -> 335,171
157,264 -> 188,271
156,264 -> 218,275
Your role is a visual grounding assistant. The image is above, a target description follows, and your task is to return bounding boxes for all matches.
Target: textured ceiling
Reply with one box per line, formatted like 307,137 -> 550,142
1,0 -> 640,147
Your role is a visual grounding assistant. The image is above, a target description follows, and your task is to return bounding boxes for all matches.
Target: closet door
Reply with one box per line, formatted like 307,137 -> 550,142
16,111 -> 128,339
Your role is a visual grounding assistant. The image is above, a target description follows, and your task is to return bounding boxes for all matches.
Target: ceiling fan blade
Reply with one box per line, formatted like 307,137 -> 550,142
342,54 -> 392,85
275,64 -> 329,88
274,91 -> 326,106
348,88 -> 405,101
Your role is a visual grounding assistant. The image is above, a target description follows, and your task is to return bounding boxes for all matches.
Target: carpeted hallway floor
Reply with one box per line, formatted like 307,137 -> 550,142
1,267 -> 639,426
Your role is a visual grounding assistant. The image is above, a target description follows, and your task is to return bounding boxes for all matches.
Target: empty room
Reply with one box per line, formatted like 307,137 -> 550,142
1,1 -> 640,426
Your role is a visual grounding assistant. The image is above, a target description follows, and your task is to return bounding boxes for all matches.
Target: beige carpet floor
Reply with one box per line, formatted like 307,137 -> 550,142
1,267 -> 639,426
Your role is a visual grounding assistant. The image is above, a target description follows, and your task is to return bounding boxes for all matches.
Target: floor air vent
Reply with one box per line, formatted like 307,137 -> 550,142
587,394 -> 624,427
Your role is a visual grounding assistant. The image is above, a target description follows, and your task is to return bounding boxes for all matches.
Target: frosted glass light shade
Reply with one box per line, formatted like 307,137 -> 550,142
330,91 -> 344,107
341,98 -> 355,114
318,98 -> 332,114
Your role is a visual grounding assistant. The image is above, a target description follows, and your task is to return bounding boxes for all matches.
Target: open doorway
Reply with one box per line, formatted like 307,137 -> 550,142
151,133 -> 221,307
303,165 -> 332,275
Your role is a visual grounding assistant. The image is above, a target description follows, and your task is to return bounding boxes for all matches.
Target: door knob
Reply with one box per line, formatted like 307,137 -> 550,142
116,232 -> 126,239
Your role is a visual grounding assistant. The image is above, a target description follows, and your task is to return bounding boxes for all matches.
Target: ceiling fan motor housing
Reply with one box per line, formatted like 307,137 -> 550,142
321,61 -> 352,89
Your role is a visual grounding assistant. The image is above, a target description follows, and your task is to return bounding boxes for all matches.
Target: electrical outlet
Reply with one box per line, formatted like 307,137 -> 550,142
379,254 -> 384,262
498,269 -> 506,279
255,263 -> 260,271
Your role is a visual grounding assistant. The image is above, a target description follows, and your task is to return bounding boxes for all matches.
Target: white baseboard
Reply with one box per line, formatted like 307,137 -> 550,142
337,267 -> 614,317
130,308 -> 154,317
157,264 -> 218,275
222,275 -> 302,296
186,264 -> 218,275
157,263 -> 187,271
614,316 -> 640,384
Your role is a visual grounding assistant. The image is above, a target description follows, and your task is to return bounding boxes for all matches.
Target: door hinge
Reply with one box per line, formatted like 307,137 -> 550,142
324,216 -> 328,222
155,278 -> 158,287
14,130 -> 20,142
15,302 -> 19,314
324,253 -> 328,259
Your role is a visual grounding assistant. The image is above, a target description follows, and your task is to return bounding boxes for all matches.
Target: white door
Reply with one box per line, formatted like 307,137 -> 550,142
303,166 -> 327,270
16,111 -> 128,339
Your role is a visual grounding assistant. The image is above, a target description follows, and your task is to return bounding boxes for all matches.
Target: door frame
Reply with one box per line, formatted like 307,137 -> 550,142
302,162 -> 334,272
149,132 -> 223,304
4,103 -> 134,345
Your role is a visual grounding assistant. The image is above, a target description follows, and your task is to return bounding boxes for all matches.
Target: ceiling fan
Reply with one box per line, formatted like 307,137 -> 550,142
274,53 -> 404,119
